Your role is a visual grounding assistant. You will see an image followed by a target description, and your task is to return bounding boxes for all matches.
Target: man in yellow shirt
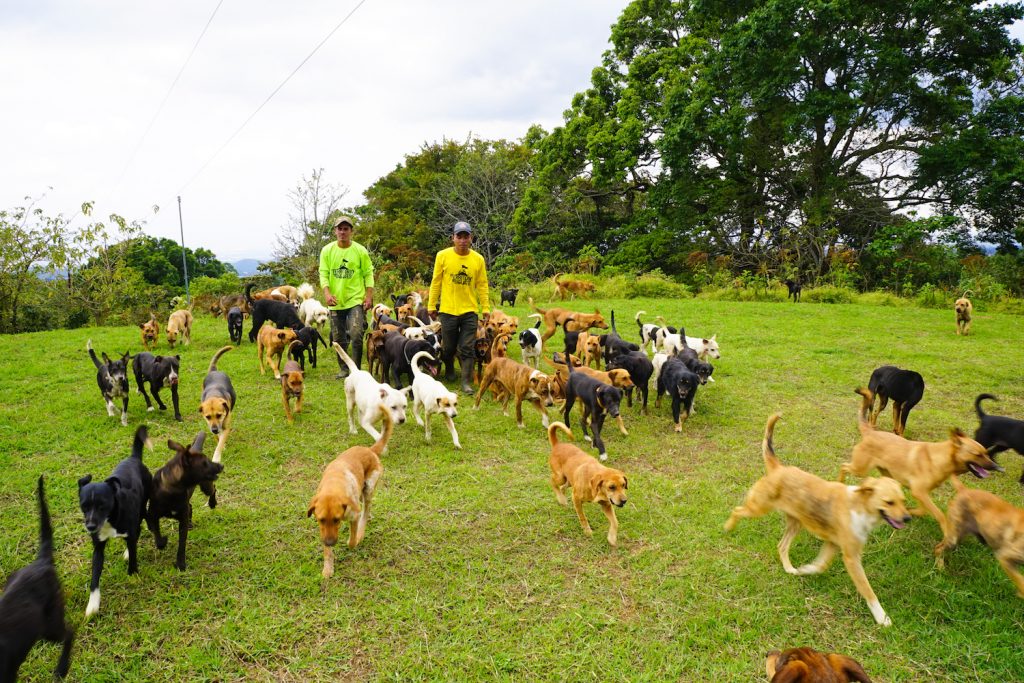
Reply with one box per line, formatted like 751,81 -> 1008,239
428,221 -> 490,395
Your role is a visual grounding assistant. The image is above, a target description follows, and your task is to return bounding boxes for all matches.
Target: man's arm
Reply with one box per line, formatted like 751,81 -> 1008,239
318,246 -> 337,307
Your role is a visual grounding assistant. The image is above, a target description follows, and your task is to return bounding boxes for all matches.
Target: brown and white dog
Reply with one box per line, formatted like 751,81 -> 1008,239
251,284 -> 299,304
256,325 -> 298,379
140,313 -> 159,351
955,291 -> 973,335
199,346 -> 236,464
280,341 -> 305,423
166,309 -> 193,348
548,422 -> 628,545
530,298 -> 608,343
726,414 -> 911,626
307,407 -> 389,578
765,647 -> 872,682
552,273 -> 596,300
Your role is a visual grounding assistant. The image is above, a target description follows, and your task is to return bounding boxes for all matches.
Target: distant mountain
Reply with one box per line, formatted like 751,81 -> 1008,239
231,259 -> 268,277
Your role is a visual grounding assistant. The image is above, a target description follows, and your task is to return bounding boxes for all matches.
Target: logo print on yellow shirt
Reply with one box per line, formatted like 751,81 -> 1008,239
450,265 -> 472,286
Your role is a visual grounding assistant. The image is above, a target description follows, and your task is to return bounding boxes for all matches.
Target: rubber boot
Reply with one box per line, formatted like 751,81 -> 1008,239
445,358 -> 457,383
460,359 -> 476,396
334,345 -> 349,380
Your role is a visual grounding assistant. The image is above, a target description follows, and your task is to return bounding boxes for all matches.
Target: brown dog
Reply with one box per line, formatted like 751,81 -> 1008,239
256,325 -> 298,379
839,388 -> 1002,537
251,285 -> 299,303
307,406 -> 390,578
548,422 -> 628,545
199,346 -> 235,464
574,330 -> 603,368
530,297 -> 608,343
935,476 -> 1024,597
140,313 -> 159,350
552,273 -> 596,300
955,291 -> 973,335
474,356 -> 555,427
765,647 -> 872,682
166,309 -> 193,348
281,342 -> 305,423
726,414 -> 911,626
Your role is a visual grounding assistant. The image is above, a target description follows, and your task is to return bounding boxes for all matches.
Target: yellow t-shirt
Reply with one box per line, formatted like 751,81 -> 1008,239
428,248 -> 490,316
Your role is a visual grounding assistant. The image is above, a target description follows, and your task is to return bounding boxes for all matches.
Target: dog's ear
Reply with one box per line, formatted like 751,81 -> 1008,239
105,476 -> 121,493
402,386 -> 414,397
590,474 -> 606,500
167,438 -> 185,453
622,476 -> 628,490
78,474 -> 92,489
436,397 -> 444,407
950,427 -> 966,443
379,388 -> 388,400
102,351 -> 112,364
307,497 -> 318,518
832,655 -> 872,683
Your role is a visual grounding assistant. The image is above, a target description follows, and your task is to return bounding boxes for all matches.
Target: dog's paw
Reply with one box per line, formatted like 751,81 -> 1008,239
322,564 -> 334,579
174,414 -> 183,422
175,560 -> 187,571
583,435 -> 592,442
517,422 -> 525,429
208,496 -> 217,510
123,548 -> 130,561
155,537 -> 168,550
599,452 -> 608,461
147,406 -> 155,412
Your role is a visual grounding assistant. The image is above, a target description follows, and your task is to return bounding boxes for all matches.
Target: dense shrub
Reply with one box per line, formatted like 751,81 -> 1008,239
801,286 -> 856,304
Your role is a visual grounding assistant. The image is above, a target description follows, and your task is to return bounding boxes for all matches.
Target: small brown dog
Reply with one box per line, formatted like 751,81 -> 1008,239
552,273 -> 596,300
765,647 -> 872,682
166,309 -> 193,348
530,298 -> 608,343
307,406 -> 390,578
574,330 -> 603,368
726,414 -> 911,626
935,476 -> 1024,597
256,325 -> 298,379
548,422 -> 628,545
140,313 -> 159,350
840,388 -> 1002,537
955,291 -> 973,335
280,341 -> 305,423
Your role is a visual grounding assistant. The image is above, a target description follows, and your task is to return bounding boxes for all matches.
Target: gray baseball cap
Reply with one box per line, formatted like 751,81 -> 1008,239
453,221 -> 472,235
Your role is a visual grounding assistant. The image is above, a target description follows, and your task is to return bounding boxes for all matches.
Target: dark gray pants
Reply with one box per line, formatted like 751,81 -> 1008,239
331,305 -> 366,368
438,312 -> 477,365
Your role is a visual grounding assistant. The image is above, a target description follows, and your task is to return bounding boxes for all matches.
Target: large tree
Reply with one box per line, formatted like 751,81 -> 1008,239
271,168 -> 348,283
0,200 -> 70,333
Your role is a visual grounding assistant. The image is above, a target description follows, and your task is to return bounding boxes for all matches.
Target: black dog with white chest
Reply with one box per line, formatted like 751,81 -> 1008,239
562,357 -> 622,461
656,357 -> 700,432
78,425 -> 153,618
227,306 -> 244,345
245,282 -> 303,343
500,288 -> 519,307
974,394 -> 1024,483
289,325 -> 329,371
87,339 -> 131,427
132,351 -> 182,421
0,476 -> 74,681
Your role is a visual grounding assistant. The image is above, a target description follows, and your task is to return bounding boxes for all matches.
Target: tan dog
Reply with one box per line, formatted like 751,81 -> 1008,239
765,647 -> 872,682
485,309 -> 519,337
530,297 -> 608,343
307,407 -> 389,578
365,328 -> 387,378
371,303 -> 393,328
252,285 -> 299,303
548,422 -> 628,545
280,341 -> 305,423
474,356 -> 555,427
552,273 -> 596,300
839,388 -> 1002,537
139,314 -> 159,351
726,414 -> 912,626
574,330 -> 603,368
198,346 -> 236,464
166,309 -> 193,348
935,476 -> 1024,597
955,291 -> 973,335
256,325 -> 298,379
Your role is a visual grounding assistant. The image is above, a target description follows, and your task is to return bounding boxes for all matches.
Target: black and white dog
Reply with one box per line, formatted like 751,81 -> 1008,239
78,425 -> 153,618
132,352 -> 182,421
634,311 -> 675,356
87,340 -> 131,426
518,317 -> 543,369
227,306 -> 244,345
245,282 -> 304,343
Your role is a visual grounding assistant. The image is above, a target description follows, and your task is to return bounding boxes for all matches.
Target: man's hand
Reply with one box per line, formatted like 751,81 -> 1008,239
428,309 -> 438,320
362,294 -> 373,311
325,293 -> 337,307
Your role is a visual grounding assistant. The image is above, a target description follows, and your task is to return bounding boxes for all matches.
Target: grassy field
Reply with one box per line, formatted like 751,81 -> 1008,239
1,297 -> 1023,682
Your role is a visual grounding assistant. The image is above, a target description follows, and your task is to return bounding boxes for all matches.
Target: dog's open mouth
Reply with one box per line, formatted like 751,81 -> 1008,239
881,512 -> 906,530
967,462 -> 991,478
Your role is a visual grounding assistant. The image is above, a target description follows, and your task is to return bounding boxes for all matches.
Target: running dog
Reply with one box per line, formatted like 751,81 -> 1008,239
974,394 -> 1024,483
866,365 -> 925,436
87,340 -> 131,427
199,345 -> 236,464
166,309 -> 193,348
765,647 -> 871,682
552,273 -> 596,300
335,343 -> 410,444
257,325 -> 298,379
655,356 -> 700,432
475,356 -> 556,428
139,313 -> 159,350
132,351 -> 182,421
955,291 -> 973,335
227,306 -> 244,345
562,355 -> 622,460
726,414 -> 911,626
409,350 -> 460,449
280,342 -> 305,423
530,297 -> 608,343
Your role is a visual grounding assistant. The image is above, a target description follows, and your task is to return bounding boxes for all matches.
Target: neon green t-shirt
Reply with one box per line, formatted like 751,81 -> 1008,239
318,241 -> 375,310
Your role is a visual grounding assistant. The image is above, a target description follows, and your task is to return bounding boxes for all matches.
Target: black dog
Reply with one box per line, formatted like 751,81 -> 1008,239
600,310 -> 641,367
0,476 -> 74,681
656,357 -> 699,432
390,292 -> 413,308
245,282 -> 303,343
78,425 -> 153,619
87,339 -> 131,427
563,328 -> 582,359
289,325 -> 329,371
227,306 -> 244,345
784,279 -> 802,302
562,357 -> 622,461
867,365 -> 924,436
147,432 -> 224,571
975,394 -> 1024,483
380,333 -> 440,388
676,346 -> 714,385
607,350 -> 654,414
132,352 -> 182,421
500,288 -> 519,307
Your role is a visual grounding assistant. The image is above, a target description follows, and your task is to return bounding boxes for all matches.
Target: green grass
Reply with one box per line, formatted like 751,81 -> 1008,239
2,298 -> 1023,681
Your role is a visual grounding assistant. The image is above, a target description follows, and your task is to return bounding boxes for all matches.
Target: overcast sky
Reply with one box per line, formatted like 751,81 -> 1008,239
2,2 -> 1021,264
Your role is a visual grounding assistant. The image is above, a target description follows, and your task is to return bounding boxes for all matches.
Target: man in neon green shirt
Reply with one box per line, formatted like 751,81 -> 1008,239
428,221 -> 490,395
319,215 -> 374,378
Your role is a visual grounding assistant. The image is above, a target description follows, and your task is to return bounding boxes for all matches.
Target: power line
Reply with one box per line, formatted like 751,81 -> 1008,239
178,0 -> 370,193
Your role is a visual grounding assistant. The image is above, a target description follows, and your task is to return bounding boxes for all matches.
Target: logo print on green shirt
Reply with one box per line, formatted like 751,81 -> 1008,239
333,259 -> 353,280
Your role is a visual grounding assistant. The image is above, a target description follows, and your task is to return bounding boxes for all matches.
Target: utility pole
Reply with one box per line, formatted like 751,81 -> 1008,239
177,195 -> 191,305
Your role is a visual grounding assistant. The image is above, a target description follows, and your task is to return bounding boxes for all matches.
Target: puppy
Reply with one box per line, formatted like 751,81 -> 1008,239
87,340 -> 131,426
974,394 -> 1024,482
166,309 -> 193,348
655,357 -> 700,432
281,342 -> 305,423
257,325 -> 298,379
955,291 -> 973,335
866,365 -> 924,435
530,298 -> 608,343
935,476 -> 1024,597
475,356 -> 556,428
147,432 -> 224,571
139,313 -> 159,350
132,351 -> 182,421
245,283 -> 304,343
726,414 -> 911,626
289,325 -> 329,371
765,647 -> 871,682
409,350 -> 460,449
548,422 -> 628,545
78,425 -> 153,618
334,343 -> 410,444
227,306 -> 244,345
839,388 -> 1002,537
500,288 -> 520,307
783,279 -> 802,302
308,402 -> 390,578
199,345 -> 236,464
607,350 -> 654,415
0,476 -> 74,680
562,355 -> 622,460
518,317 -> 543,369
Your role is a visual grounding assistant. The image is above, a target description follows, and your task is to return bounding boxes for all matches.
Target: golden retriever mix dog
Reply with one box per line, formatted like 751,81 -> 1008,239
548,422 -> 628,545
474,356 -> 556,427
955,291 -> 973,335
725,414 -> 911,626
839,388 -> 1002,537
166,309 -> 193,348
934,476 -> 1024,598
307,407 -> 390,578
765,647 -> 872,682
256,325 -> 298,379
529,297 -> 609,343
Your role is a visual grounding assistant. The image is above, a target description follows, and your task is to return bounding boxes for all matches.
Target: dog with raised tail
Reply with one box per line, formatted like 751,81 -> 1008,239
87,339 -> 131,427
409,350 -> 460,449
334,342 -> 410,445
199,346 -> 236,464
